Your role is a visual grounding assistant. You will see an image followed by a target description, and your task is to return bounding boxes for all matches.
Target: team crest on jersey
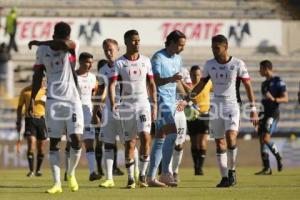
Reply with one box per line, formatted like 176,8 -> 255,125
212,67 -> 216,70
230,66 -> 235,70
219,66 -> 225,70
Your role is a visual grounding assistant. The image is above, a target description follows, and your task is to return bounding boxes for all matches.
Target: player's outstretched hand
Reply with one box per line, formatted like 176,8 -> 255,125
177,100 -> 188,111
28,40 -> 40,49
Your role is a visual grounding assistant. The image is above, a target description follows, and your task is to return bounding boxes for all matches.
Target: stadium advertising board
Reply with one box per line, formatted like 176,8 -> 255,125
0,17 -> 282,48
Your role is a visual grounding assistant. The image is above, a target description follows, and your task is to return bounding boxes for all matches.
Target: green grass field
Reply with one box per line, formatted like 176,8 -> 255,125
1,167 -> 300,200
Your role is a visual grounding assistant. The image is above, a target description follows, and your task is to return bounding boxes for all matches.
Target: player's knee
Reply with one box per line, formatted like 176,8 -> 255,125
174,145 -> 183,151
216,147 -> 226,154
125,158 -> 135,168
228,144 -> 237,150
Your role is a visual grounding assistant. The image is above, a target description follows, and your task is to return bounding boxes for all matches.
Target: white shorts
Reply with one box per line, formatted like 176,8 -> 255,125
119,103 -> 152,142
82,105 -> 96,140
100,107 -> 124,144
209,100 -> 240,139
174,110 -> 187,145
46,99 -> 84,138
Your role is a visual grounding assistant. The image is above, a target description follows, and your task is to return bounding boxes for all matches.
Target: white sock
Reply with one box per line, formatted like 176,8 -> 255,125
139,156 -> 150,176
169,156 -> 173,174
227,148 -> 238,170
134,147 -> 139,174
216,152 -> 228,177
67,148 -> 82,176
86,151 -> 96,174
65,150 -> 70,174
105,148 -> 114,180
49,151 -> 61,187
172,149 -> 183,174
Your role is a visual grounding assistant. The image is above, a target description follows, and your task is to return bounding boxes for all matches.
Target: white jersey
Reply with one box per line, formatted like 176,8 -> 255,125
34,45 -> 80,102
98,63 -> 121,110
77,72 -> 97,107
177,67 -> 192,101
203,56 -> 250,101
110,54 -> 153,105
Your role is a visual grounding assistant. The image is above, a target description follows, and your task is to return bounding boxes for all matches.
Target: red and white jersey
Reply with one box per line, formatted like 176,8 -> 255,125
77,72 -> 97,107
181,67 -> 192,85
203,56 -> 250,101
34,45 -> 80,102
98,63 -> 121,110
110,54 -> 153,105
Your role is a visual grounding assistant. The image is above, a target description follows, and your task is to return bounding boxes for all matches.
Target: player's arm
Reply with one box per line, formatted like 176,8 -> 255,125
154,73 -> 182,86
16,91 -> 25,133
242,79 -> 259,126
28,39 -> 76,52
180,80 -> 192,93
147,76 -> 158,121
108,78 -> 117,112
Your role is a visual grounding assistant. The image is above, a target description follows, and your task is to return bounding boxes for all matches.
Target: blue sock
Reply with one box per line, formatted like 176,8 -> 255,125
147,138 -> 164,179
162,133 -> 177,174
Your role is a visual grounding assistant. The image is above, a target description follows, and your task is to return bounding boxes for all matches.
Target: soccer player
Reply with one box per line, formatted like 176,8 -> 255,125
255,60 -> 288,175
187,65 -> 212,176
76,52 -> 102,181
191,34 -> 258,187
108,30 -> 157,188
16,83 -> 47,177
147,30 -> 186,187
94,38 -> 124,188
28,22 -> 83,193
170,67 -> 192,182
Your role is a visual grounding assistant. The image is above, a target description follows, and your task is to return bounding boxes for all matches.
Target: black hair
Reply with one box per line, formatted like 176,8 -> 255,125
97,59 -> 108,71
260,60 -> 273,70
79,52 -> 93,62
212,34 -> 228,44
190,65 -> 201,72
124,30 -> 139,41
165,30 -> 186,47
54,21 -> 71,39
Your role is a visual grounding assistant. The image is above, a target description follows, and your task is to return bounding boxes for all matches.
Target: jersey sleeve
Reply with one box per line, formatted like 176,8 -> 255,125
202,61 -> 210,79
146,57 -> 154,79
278,79 -> 287,93
109,62 -> 120,81
182,68 -> 192,84
151,53 -> 161,75
33,46 -> 45,71
238,60 -> 250,81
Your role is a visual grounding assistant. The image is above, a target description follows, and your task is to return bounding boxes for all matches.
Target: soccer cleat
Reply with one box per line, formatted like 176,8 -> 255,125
254,168 -> 272,175
67,175 -> 79,192
138,175 -> 148,188
228,170 -> 237,186
126,178 -> 136,189
113,167 -> 124,176
216,177 -> 231,188
89,172 -> 102,181
99,179 -> 115,188
26,171 -> 34,177
147,178 -> 167,187
159,173 -> 178,187
35,171 -> 43,177
195,168 -> 204,176
276,155 -> 283,172
173,173 -> 180,183
46,185 -> 63,194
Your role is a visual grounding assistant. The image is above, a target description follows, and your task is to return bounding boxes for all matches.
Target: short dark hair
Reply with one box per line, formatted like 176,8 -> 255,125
79,52 -> 93,62
124,30 -> 139,41
190,65 -> 201,72
102,38 -> 118,48
260,60 -> 273,70
54,22 -> 71,39
212,34 -> 228,44
97,59 -> 108,71
165,30 -> 186,47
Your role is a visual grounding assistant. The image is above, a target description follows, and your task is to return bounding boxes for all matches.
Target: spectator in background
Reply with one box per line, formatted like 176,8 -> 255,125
5,8 -> 18,53
0,43 -> 11,93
